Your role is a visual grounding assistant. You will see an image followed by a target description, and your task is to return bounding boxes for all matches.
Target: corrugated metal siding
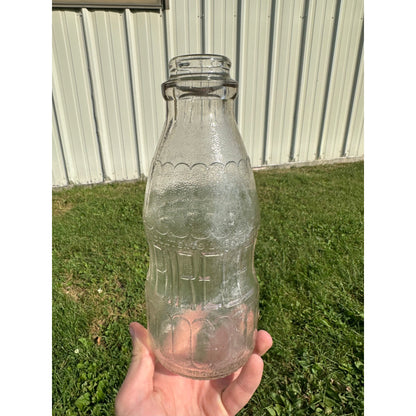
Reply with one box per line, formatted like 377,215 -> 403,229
237,0 -> 273,167
204,0 -> 238,80
52,97 -> 69,186
265,0 -> 307,165
125,9 -> 167,176
81,9 -> 140,181
284,0 -> 338,164
165,0 -> 203,56
52,0 -> 364,187
345,36 -> 364,158
53,10 -> 104,184
319,0 -> 364,160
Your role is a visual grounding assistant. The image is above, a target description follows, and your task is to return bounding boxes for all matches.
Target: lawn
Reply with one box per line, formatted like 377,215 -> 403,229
52,161 -> 364,415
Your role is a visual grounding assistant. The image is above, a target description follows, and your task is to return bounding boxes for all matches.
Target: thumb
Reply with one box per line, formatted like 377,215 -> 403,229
129,322 -> 155,366
116,323 -> 155,408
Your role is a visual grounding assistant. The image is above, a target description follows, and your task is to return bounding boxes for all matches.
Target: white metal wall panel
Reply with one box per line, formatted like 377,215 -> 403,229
52,0 -> 364,186
52,10 -> 103,185
81,9 -> 140,181
265,0 -> 305,166
126,9 -> 167,175
291,0 -> 338,163
319,0 -> 364,160
344,34 -> 364,158
204,0 -> 238,80
52,99 -> 69,187
165,0 -> 202,58
238,0 -> 272,167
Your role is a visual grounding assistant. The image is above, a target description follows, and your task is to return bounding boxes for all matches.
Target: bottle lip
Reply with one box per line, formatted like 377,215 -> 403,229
168,54 -> 232,79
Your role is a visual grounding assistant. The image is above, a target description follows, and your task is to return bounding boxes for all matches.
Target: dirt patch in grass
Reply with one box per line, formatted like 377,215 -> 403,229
52,198 -> 73,217
61,276 -> 83,301
90,317 -> 106,344
62,286 -> 80,301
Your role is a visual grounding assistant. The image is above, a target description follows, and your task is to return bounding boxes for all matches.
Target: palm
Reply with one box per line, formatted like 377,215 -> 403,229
115,322 -> 272,416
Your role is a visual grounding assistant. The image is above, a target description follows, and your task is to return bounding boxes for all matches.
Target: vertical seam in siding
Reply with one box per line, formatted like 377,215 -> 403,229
341,15 -> 363,157
52,95 -> 70,185
162,8 -> 170,78
64,11 -> 96,182
221,1 -> 225,53
124,9 -> 142,177
144,12 -> 160,172
357,109 -> 364,155
201,0 -> 205,53
299,0 -> 317,161
234,0 -> 242,123
251,1 -> 262,160
316,0 -> 341,160
309,0 -> 328,159
289,0 -> 310,162
331,1 -> 354,158
108,13 -> 128,178
80,8 -> 106,182
282,1 -> 296,162
186,1 -> 190,51
53,22 -> 76,183
100,12 -> 119,176
262,0 -> 277,165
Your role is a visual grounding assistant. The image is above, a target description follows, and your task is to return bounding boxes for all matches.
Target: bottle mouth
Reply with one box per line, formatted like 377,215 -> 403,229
163,54 -> 237,100
168,54 -> 232,79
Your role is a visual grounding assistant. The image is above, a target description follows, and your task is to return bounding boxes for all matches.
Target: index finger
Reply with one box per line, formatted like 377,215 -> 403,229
221,354 -> 264,415
253,330 -> 273,356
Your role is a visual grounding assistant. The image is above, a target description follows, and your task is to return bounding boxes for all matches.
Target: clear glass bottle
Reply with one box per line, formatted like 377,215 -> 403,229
143,54 -> 260,379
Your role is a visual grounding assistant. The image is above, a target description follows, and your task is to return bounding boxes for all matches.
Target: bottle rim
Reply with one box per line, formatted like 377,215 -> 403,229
168,54 -> 232,79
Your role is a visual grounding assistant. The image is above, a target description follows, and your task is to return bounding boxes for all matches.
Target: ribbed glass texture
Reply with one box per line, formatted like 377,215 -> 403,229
143,54 -> 260,379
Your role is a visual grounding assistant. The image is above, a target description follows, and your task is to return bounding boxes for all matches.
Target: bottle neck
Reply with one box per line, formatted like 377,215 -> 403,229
162,54 -> 238,124
166,97 -> 235,124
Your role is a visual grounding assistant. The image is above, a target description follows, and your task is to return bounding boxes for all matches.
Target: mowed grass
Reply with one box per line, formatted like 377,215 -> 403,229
52,161 -> 364,415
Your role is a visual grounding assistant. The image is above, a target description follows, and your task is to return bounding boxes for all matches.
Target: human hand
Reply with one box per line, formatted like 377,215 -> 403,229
115,322 -> 273,416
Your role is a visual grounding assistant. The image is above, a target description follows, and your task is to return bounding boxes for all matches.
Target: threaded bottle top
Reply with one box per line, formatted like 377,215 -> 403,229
163,54 -> 237,100
168,54 -> 232,79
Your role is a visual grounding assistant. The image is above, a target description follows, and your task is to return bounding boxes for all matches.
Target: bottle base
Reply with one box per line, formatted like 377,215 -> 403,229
155,350 -> 252,380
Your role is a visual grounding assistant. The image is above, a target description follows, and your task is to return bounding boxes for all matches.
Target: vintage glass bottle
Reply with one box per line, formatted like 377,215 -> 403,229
143,54 -> 260,379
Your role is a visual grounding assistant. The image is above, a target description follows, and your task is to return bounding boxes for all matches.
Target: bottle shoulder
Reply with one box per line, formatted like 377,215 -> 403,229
154,120 -> 248,168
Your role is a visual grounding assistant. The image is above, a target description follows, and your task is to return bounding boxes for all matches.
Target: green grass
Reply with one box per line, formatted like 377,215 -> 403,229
52,161 -> 364,415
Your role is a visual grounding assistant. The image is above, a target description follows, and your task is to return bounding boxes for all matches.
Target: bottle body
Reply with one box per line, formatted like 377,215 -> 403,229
143,55 -> 260,379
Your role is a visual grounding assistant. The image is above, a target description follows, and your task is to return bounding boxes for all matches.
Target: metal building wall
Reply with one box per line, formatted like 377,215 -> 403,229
52,0 -> 364,187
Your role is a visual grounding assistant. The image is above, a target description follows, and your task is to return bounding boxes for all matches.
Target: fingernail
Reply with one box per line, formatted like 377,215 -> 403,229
129,325 -> 135,339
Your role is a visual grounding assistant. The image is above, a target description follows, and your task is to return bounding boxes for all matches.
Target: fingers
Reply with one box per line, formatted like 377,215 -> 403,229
253,330 -> 273,356
129,322 -> 154,358
213,330 -> 273,395
211,369 -> 241,393
115,322 -> 155,412
221,354 -> 264,416
220,331 -> 272,415
126,322 -> 155,386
